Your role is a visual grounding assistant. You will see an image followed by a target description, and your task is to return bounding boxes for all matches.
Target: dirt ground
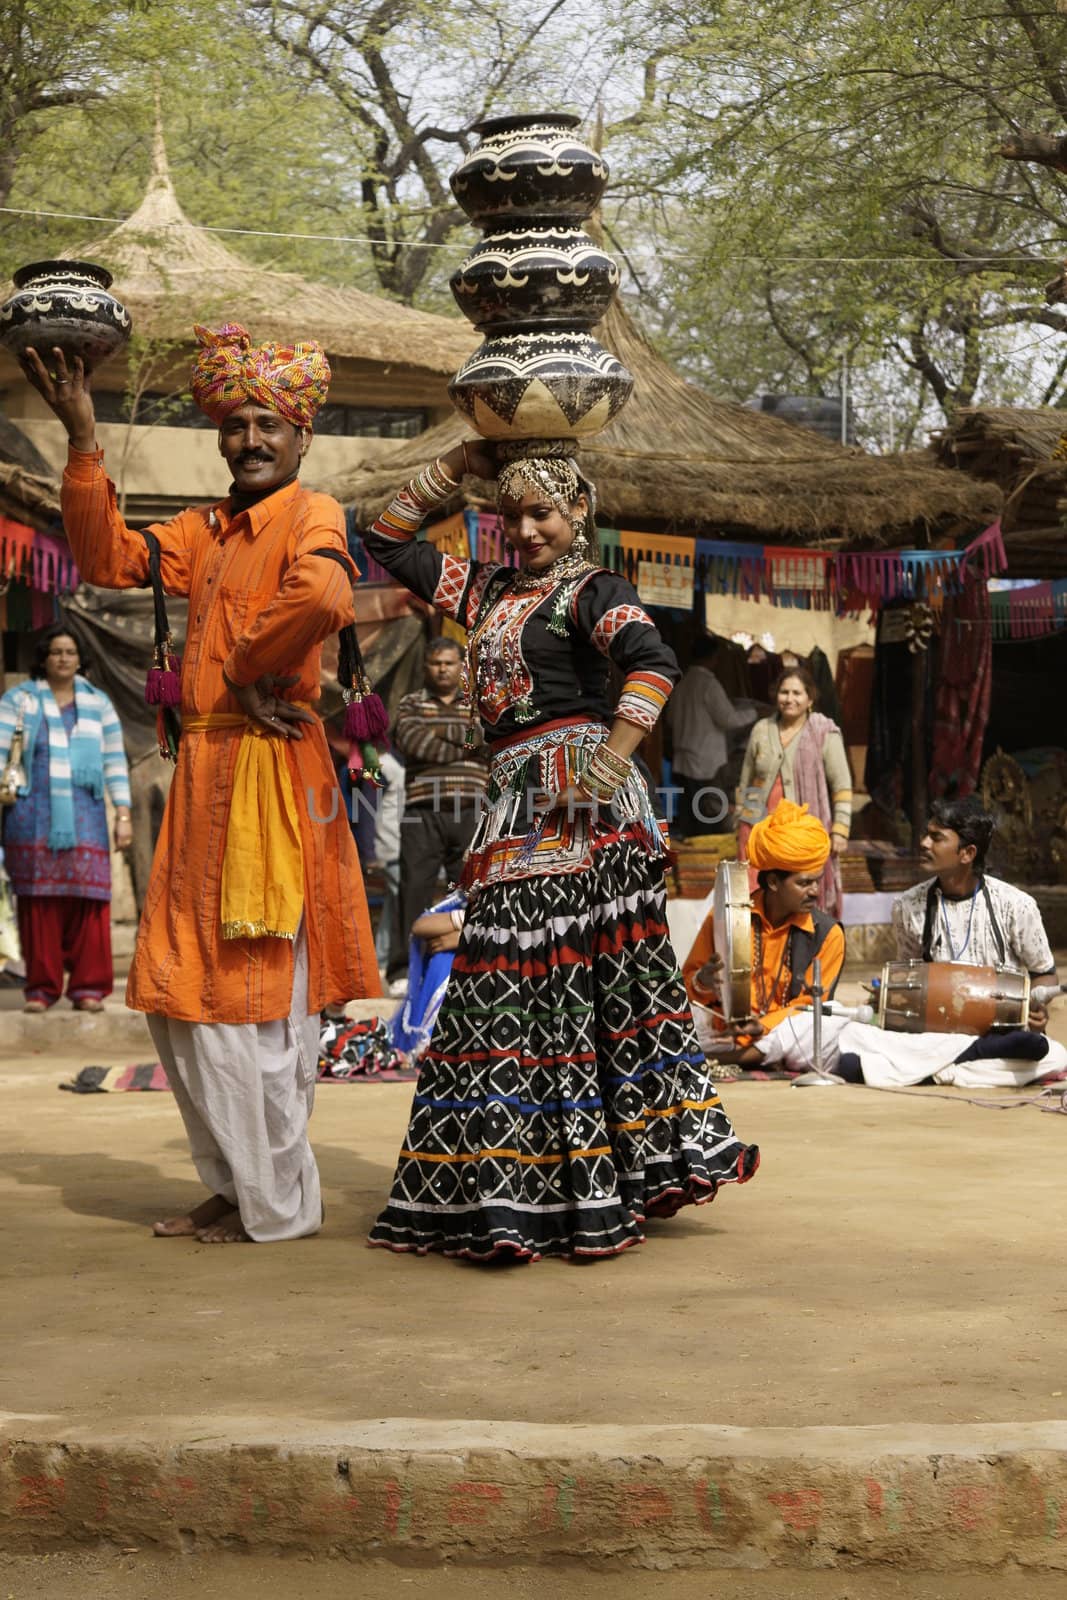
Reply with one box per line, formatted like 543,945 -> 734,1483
3,1014 -> 1067,1436
3,1550 -> 1067,1600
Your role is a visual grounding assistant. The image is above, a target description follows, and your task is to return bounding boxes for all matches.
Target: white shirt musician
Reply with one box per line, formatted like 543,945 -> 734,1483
823,796 -> 1065,1089
892,797 -> 1057,1031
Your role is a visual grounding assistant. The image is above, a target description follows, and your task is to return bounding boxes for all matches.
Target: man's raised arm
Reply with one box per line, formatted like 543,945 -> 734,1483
23,346 -> 192,594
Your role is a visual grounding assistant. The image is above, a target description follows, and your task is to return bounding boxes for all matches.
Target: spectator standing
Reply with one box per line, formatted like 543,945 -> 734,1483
0,625 -> 132,1012
667,636 -> 756,836
736,664 -> 851,918
388,637 -> 487,988
372,746 -> 405,980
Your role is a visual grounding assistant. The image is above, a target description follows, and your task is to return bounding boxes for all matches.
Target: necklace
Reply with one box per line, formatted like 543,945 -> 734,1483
939,883 -> 978,961
753,917 -> 794,1013
510,549 -> 593,593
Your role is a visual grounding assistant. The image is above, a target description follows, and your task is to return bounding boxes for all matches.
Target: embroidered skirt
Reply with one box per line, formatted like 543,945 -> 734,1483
369,724 -> 758,1260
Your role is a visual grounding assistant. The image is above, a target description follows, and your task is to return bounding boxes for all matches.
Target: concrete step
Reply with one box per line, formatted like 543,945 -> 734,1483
3,1418 -> 1067,1572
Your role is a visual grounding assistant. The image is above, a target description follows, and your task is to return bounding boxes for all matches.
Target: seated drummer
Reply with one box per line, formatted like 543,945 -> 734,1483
682,799 -> 845,1068
892,796 -> 1057,1034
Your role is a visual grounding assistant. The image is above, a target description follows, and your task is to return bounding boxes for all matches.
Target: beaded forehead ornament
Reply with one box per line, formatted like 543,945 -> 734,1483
496,456 -> 582,521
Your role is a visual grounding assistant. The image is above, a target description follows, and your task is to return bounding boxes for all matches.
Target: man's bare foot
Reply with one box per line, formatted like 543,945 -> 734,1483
73,997 -> 105,1012
152,1194 -> 234,1238
23,999 -> 48,1013
196,1218 -> 252,1243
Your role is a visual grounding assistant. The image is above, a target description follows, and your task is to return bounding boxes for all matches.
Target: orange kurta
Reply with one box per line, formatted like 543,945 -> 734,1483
682,888 -> 844,1035
62,447 -> 381,1023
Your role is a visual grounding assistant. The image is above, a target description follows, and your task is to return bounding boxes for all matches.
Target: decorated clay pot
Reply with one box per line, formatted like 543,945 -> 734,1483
450,113 -> 609,228
448,330 -> 633,441
0,259 -> 132,368
450,226 -> 620,332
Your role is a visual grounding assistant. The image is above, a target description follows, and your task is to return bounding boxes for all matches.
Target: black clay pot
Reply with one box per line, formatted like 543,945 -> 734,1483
448,330 -> 633,441
0,259 -> 132,368
450,113 -> 609,228
450,226 -> 620,332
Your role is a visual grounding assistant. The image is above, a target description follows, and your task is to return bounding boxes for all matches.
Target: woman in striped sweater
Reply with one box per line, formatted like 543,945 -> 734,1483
0,625 -> 131,1012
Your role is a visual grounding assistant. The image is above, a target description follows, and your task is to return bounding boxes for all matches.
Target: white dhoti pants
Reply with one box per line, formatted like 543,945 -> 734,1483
755,1012 -> 1067,1089
148,928 -> 322,1242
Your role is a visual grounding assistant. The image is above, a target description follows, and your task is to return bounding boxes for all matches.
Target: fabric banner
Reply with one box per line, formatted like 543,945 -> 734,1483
637,559 -> 695,609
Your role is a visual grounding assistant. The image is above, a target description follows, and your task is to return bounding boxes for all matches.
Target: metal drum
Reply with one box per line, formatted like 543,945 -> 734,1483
711,860 -> 753,1023
877,961 -> 1030,1036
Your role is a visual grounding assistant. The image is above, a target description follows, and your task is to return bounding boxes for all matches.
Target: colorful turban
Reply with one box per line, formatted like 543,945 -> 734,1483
190,322 -> 330,427
747,799 -> 830,876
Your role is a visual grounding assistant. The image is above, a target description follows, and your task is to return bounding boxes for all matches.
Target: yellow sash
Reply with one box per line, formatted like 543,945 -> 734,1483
184,712 -> 305,941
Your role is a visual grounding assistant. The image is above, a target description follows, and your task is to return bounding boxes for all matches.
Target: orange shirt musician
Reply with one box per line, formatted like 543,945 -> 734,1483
22,324 -> 380,1244
682,799 -> 845,1070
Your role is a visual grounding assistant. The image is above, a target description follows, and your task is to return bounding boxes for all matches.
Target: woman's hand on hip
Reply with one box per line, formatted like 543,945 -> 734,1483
113,814 -> 133,851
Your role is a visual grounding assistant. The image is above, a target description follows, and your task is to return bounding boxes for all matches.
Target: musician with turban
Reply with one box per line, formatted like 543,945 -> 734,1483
21,324 -> 380,1244
682,799 -> 845,1068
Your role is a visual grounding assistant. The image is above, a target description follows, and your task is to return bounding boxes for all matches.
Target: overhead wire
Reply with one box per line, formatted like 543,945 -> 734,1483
0,204 -> 1064,268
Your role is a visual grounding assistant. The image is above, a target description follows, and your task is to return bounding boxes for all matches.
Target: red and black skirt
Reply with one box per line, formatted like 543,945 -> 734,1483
369,729 -> 759,1261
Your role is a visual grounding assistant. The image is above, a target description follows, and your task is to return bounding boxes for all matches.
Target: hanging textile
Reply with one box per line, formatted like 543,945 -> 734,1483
596,527 -> 622,573
694,538 -> 767,602
929,569 -> 992,799
835,551 -> 903,609
1009,582 -> 1054,639
29,529 -> 79,593
425,511 -> 471,559
959,520 -> 1007,581
0,517 -> 38,584
764,546 -> 834,609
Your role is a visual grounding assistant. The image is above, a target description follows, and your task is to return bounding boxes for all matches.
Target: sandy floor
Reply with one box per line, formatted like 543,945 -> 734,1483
3,1550 -> 1067,1600
3,1025 -> 1067,1436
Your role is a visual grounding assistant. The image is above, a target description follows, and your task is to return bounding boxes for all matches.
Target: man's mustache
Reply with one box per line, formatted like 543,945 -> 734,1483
236,451 -> 274,465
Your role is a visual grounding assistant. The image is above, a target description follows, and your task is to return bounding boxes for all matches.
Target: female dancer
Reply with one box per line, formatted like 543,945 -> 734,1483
364,440 -> 758,1261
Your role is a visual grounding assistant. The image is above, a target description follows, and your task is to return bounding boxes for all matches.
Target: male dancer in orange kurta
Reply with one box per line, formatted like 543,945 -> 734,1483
23,324 -> 380,1243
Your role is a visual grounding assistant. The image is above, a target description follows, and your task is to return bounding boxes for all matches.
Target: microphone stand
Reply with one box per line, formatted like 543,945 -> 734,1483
792,957 -> 846,1088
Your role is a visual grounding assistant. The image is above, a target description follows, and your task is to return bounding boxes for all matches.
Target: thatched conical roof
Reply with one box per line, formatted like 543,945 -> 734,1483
327,301 -> 1000,545
72,124 -> 476,377
935,406 -> 1067,577
0,461 -> 60,529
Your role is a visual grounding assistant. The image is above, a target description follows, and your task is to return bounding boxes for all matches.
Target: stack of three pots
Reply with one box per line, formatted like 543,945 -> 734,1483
447,112 -> 633,453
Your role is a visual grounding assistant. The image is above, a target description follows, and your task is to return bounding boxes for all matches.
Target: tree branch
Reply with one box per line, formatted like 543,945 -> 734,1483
999,127 -> 1067,173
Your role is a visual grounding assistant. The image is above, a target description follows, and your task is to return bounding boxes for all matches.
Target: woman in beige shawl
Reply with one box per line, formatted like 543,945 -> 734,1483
736,664 -> 851,917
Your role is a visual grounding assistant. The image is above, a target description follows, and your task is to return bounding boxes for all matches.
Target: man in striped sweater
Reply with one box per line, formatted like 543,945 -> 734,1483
387,638 -> 487,989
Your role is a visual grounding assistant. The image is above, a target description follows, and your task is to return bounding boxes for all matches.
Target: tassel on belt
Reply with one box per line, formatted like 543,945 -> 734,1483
184,709 -> 308,942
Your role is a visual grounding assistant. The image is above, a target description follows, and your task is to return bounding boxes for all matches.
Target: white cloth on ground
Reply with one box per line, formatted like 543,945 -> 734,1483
754,1010 -> 1067,1088
147,925 -> 321,1241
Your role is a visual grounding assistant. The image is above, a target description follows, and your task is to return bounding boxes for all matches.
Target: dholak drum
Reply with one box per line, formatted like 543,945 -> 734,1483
877,961 -> 1030,1036
712,860 -> 753,1023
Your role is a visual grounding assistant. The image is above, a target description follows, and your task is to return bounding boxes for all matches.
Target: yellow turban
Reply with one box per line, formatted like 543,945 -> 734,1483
747,799 -> 830,875
190,322 -> 331,427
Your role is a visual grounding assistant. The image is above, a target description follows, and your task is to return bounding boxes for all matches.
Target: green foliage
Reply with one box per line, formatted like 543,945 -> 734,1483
605,0 -> 1067,431
4,0 -> 1067,439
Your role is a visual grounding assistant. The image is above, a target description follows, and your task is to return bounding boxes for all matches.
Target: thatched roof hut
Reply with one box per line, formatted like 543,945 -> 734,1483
0,417 -> 60,530
327,301 -> 1000,545
71,124 -> 476,391
935,406 -> 1067,576
0,461 -> 60,530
